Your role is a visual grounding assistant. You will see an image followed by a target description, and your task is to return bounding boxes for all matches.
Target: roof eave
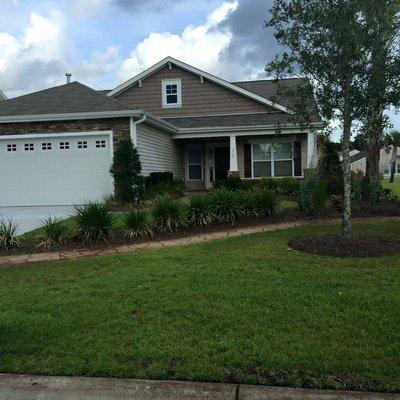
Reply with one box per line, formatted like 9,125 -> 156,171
0,110 -> 144,124
107,57 -> 294,114
173,121 -> 325,138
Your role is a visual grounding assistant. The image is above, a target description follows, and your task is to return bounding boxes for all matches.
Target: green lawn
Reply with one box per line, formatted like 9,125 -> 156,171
2,220 -> 399,392
382,178 -> 400,196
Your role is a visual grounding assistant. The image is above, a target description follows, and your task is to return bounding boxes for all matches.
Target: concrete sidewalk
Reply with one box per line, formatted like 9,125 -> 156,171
0,375 -> 399,400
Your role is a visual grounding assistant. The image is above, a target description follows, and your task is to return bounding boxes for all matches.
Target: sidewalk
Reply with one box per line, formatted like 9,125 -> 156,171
1,374 -> 399,400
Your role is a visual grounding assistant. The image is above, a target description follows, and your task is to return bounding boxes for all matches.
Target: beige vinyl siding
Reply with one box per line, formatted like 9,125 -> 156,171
236,133 -> 308,178
114,65 -> 272,118
136,123 -> 184,179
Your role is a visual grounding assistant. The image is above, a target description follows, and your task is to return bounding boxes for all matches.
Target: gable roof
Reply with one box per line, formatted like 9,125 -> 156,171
107,56 -> 293,114
0,82 -> 131,118
0,90 -> 6,101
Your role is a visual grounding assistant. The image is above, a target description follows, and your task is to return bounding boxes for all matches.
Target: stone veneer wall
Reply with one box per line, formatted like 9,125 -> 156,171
0,117 -> 131,151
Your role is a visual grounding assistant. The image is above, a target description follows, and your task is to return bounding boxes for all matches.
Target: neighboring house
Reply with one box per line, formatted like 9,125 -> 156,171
0,57 -> 323,207
0,90 -> 7,102
350,146 -> 400,177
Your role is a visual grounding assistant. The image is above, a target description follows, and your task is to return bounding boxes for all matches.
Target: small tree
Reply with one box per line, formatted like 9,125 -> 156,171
384,131 -> 400,183
110,139 -> 142,202
266,0 -> 367,237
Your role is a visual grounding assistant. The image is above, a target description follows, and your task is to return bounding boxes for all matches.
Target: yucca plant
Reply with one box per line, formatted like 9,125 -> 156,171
187,195 -> 215,227
39,216 -> 70,250
74,201 -> 116,243
123,208 -> 153,238
253,190 -> 281,218
210,189 -> 242,225
236,191 -> 259,219
151,195 -> 187,232
0,218 -> 20,251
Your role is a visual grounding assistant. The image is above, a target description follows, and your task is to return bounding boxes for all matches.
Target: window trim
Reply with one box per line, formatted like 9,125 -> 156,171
186,144 -> 203,181
251,141 -> 294,178
162,79 -> 182,108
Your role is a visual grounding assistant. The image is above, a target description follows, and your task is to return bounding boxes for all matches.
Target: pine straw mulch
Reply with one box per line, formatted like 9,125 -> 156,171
289,234 -> 400,258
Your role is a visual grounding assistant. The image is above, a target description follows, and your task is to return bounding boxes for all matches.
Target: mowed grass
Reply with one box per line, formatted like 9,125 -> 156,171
2,220 -> 400,391
382,178 -> 400,196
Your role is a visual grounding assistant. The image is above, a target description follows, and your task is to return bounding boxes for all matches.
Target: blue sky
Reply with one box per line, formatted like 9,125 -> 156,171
0,0 -> 398,140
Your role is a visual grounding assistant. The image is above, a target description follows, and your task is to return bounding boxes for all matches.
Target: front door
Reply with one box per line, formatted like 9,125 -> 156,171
214,147 -> 230,181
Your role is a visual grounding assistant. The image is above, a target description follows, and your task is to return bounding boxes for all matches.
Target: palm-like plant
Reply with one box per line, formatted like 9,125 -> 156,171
384,131 -> 400,183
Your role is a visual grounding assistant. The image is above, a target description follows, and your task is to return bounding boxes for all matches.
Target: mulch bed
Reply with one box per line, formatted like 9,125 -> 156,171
289,234 -> 400,258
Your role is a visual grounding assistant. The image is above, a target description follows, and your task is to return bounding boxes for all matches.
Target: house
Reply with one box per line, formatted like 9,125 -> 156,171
0,57 -> 323,207
0,90 -> 7,102
350,146 -> 400,177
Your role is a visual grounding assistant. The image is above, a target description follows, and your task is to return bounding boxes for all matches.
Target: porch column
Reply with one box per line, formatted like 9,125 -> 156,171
228,135 -> 239,175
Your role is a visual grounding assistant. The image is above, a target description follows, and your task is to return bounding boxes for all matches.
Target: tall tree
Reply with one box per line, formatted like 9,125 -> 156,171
266,0 -> 366,236
359,0 -> 400,198
384,131 -> 400,183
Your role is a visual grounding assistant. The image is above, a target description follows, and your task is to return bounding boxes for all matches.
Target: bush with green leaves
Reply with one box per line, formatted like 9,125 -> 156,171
0,218 -> 20,251
151,196 -> 187,232
261,177 -> 280,193
144,179 -> 186,199
39,216 -> 69,250
213,176 -> 253,192
236,190 -> 258,219
74,201 -> 116,243
253,190 -> 281,218
123,209 -> 153,238
278,177 -> 301,195
187,195 -> 215,227
298,173 -> 328,216
210,189 -> 243,225
110,139 -> 143,202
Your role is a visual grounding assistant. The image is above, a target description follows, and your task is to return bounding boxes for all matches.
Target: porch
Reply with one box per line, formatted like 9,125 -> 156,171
176,132 -> 314,191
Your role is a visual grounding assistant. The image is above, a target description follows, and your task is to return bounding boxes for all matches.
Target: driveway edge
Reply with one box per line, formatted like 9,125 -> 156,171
1,375 -> 399,400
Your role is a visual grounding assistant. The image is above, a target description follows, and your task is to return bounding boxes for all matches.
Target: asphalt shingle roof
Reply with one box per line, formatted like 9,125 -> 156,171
165,112 -> 317,129
0,82 -> 131,117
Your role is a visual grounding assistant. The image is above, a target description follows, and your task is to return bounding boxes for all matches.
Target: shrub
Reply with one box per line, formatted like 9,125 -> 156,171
75,201 -> 116,243
0,219 -> 20,251
253,190 -> 281,218
123,209 -> 153,238
236,190 -> 258,219
210,189 -> 242,224
151,196 -> 187,232
144,179 -> 186,199
261,177 -> 280,193
351,172 -> 364,201
278,177 -> 301,195
39,216 -> 69,250
213,176 -> 253,192
187,195 -> 215,227
147,172 -> 174,186
110,139 -> 142,202
298,173 -> 328,216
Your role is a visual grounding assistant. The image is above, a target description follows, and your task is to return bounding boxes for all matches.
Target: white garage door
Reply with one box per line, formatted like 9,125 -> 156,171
0,132 -> 113,206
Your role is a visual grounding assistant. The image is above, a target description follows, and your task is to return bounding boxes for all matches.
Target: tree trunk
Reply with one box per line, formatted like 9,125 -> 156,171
390,146 -> 398,183
342,103 -> 352,238
363,135 -> 381,200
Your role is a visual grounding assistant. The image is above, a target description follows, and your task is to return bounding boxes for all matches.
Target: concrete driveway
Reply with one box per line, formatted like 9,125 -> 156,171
0,206 -> 74,235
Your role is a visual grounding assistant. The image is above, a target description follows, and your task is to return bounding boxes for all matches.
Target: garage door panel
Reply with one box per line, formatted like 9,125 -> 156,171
0,134 -> 113,206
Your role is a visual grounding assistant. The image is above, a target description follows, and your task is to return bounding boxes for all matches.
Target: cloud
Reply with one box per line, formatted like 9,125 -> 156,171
71,0 -> 109,17
118,1 -> 239,83
113,0 -> 188,13
0,9 -> 121,96
0,10 -> 68,94
217,0 -> 283,79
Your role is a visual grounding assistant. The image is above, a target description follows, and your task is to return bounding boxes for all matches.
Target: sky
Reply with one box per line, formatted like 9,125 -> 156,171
0,0 -> 399,140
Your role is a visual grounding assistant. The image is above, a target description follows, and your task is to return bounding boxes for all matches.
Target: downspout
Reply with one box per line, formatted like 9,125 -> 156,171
130,114 -> 147,147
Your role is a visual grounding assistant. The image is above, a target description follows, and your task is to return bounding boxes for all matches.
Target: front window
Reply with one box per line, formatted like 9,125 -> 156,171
252,142 -> 293,178
162,79 -> 182,108
187,145 -> 203,180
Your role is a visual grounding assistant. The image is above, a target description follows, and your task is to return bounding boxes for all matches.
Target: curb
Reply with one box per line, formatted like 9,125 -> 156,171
0,375 -> 399,400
